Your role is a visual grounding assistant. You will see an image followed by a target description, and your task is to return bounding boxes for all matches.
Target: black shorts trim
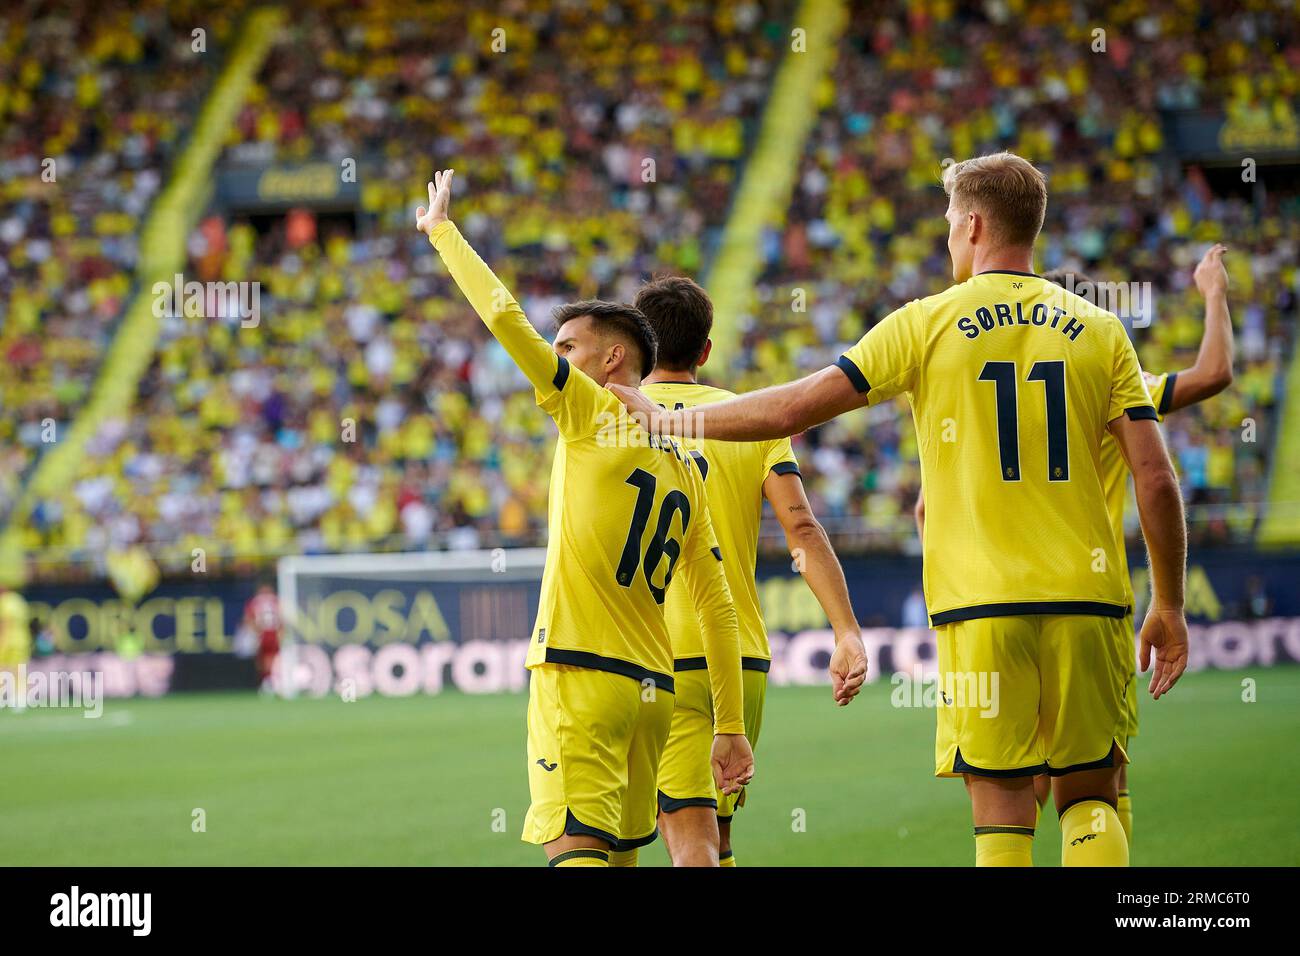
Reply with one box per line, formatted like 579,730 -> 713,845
710,546 -> 723,562
613,827 -> 660,852
929,601 -> 1129,627
953,747 -> 1048,778
564,809 -> 619,847
672,656 -> 771,673
543,649 -> 675,694
834,355 -> 871,394
1158,372 -> 1177,416
552,356 -> 571,391
769,461 -> 801,477
1046,746 -> 1119,777
1125,405 -> 1158,421
548,848 -> 609,867
658,790 -> 718,814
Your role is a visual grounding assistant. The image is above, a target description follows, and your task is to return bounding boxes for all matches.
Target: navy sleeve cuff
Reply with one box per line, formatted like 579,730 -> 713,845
1158,372 -> 1177,416
834,355 -> 871,394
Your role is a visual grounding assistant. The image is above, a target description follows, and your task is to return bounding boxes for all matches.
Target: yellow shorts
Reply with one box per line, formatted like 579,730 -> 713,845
656,666 -> 766,821
934,614 -> 1131,778
522,663 -> 674,851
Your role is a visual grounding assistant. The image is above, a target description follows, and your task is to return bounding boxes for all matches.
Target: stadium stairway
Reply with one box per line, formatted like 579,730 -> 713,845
1260,338 -> 1300,546
703,0 -> 848,370
0,7 -> 287,587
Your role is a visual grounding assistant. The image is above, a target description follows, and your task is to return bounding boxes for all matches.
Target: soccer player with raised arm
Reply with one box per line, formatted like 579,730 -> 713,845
634,275 -> 868,867
609,153 -> 1190,867
917,244 -> 1232,849
415,170 -> 753,868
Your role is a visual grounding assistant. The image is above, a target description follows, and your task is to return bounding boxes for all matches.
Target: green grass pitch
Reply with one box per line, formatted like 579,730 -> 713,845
3,666 -> 1297,866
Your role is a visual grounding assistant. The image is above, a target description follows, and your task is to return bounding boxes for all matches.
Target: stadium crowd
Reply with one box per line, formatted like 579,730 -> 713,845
0,1 -> 248,527
18,0 -> 794,571
734,0 -> 1299,547
10,0 -> 1299,578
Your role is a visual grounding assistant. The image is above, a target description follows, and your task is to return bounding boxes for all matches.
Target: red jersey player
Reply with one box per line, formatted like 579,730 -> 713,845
244,583 -> 282,693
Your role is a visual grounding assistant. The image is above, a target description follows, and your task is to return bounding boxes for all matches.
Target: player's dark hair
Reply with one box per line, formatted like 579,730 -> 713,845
1042,269 -> 1098,306
633,275 -> 713,372
552,299 -> 658,379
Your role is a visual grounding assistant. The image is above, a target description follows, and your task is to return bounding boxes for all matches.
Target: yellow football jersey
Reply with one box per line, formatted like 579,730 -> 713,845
642,382 -> 799,668
1101,370 -> 1175,597
429,221 -> 744,733
837,271 -> 1156,625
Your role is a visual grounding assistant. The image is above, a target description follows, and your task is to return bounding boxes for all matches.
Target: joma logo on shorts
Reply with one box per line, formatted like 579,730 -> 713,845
536,759 -> 557,772
1070,833 -> 1098,847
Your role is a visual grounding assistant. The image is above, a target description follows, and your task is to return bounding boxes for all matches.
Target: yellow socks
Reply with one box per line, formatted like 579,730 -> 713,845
719,850 -> 736,867
550,848 -> 609,867
609,848 -> 639,867
973,826 -> 1034,866
1060,799 -> 1128,866
1117,790 -> 1133,844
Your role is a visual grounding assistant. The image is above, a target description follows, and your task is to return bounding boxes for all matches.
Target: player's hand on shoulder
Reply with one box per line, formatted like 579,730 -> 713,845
829,631 -> 868,706
711,733 -> 755,795
1193,243 -> 1228,299
606,383 -> 664,434
1138,605 -> 1188,700
415,168 -> 455,236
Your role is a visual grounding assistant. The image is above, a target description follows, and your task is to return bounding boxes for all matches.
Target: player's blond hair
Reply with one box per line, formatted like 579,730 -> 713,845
941,152 -> 1047,248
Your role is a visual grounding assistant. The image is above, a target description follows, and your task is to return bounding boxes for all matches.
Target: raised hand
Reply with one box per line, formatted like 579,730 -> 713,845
415,169 -> 455,236
1193,242 -> 1228,299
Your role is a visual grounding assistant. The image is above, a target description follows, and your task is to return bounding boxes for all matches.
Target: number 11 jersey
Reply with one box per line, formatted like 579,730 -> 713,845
834,271 -> 1156,626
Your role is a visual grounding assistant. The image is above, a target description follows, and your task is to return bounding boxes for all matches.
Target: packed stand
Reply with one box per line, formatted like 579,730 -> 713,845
21,0 -> 795,573
734,0 -> 1300,550
0,1 -> 245,525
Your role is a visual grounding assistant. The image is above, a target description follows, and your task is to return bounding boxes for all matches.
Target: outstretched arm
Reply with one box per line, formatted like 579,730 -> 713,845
416,170 -> 562,396
1166,243 -> 1233,412
609,365 -> 867,442
609,299 -> 921,442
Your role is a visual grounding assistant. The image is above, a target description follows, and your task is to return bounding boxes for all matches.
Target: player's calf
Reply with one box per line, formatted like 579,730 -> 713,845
966,774 -> 1037,867
658,805 -> 720,867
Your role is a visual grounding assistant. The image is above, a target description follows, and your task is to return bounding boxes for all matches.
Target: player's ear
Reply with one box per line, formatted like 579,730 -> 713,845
697,339 -> 712,369
606,341 -> 625,372
967,210 -> 982,244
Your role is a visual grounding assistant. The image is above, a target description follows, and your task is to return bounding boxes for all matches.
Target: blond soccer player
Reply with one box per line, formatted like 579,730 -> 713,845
609,153 -> 1189,867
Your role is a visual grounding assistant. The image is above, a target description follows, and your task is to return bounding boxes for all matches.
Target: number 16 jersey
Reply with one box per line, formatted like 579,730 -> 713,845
427,220 -> 742,732
835,271 -> 1156,627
